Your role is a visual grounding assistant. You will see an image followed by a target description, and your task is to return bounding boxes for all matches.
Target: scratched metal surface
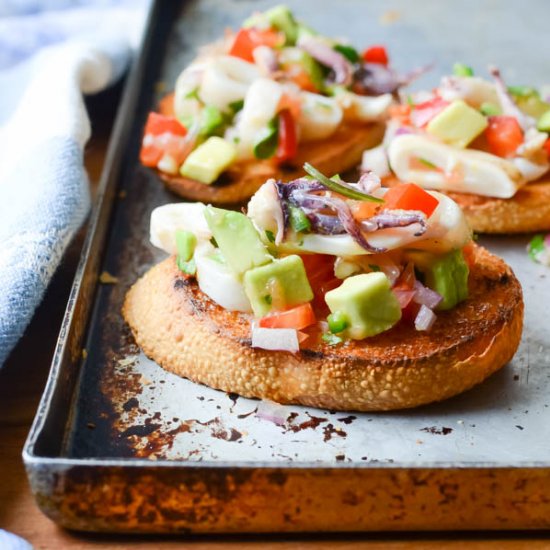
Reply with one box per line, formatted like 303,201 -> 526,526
62,0 -> 550,465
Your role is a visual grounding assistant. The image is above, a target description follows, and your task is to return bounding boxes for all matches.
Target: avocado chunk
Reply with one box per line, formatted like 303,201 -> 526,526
243,255 -> 313,317
265,5 -> 299,45
413,249 -> 469,311
179,137 -> 236,185
175,229 -> 197,275
426,100 -> 488,148
279,47 -> 324,91
204,207 -> 272,278
537,110 -> 550,132
324,272 -> 402,339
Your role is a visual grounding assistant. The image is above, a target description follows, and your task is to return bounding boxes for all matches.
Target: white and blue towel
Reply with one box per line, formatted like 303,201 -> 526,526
0,0 -> 148,368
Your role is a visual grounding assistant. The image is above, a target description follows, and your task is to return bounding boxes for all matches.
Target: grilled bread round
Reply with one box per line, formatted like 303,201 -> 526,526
447,181 -> 550,234
122,245 -> 523,412
155,122 -> 385,205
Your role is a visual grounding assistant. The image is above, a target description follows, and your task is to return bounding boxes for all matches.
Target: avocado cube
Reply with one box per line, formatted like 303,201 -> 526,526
205,207 -> 272,277
265,5 -> 299,45
324,273 -> 402,339
426,100 -> 488,148
417,249 -> 469,310
244,255 -> 313,317
180,137 -> 236,185
537,110 -> 550,132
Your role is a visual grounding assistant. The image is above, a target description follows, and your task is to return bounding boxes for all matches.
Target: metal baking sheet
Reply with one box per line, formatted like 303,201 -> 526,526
24,0 -> 550,533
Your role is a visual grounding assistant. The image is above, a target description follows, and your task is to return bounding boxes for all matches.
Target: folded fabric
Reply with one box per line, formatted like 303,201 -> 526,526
0,1 -> 149,367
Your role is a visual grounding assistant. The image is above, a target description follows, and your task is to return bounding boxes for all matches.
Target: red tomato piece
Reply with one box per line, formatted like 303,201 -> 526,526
485,115 -> 524,158
158,92 -> 176,117
139,144 -> 163,167
410,97 -> 449,128
228,28 -> 256,62
383,183 -> 439,217
300,254 -> 341,314
144,112 -> 187,137
259,303 -> 316,330
350,200 -> 380,221
362,45 -> 389,66
543,138 -> 550,158
276,109 -> 298,163
229,28 -> 283,63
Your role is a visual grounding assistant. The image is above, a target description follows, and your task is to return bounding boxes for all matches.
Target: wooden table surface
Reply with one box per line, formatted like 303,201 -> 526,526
1,84 -> 549,550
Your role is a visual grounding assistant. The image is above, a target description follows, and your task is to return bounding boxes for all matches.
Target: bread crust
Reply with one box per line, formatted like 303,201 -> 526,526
156,122 -> 385,205
447,180 -> 550,234
122,245 -> 523,411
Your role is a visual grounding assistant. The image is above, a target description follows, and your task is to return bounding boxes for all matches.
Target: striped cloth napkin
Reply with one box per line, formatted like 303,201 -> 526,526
0,0 -> 148,368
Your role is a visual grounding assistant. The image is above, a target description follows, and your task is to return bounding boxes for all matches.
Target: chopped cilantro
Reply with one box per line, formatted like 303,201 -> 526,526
322,333 -> 343,346
263,294 -> 273,305
418,157 -> 438,169
528,234 -> 546,261
368,264 -> 381,272
265,230 -> 276,243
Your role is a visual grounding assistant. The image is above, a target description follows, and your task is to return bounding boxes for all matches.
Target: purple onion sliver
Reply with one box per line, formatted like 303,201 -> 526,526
395,127 -> 413,136
393,288 -> 416,309
544,233 -> 550,249
299,36 -> 352,85
414,304 -> 437,331
413,280 -> 443,309
357,170 -> 381,194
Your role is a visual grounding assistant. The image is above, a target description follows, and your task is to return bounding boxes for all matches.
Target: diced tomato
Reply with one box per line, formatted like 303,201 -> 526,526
410,97 -> 449,128
383,183 -> 439,217
259,303 -> 316,330
277,93 -> 301,119
139,144 -> 163,167
350,200 -> 380,221
144,112 -> 187,137
276,109 -> 298,163
228,28 -> 283,62
388,104 -> 411,125
462,242 -> 477,269
485,115 -> 524,158
300,254 -> 341,314
394,262 -> 416,290
158,92 -> 175,117
543,138 -> 550,158
362,45 -> 389,66
289,69 -> 319,93
401,300 -> 421,324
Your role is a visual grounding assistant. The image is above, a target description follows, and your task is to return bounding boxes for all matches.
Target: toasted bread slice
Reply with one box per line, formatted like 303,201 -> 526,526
447,180 -> 550,234
123,245 -> 523,412
156,122 -> 385,205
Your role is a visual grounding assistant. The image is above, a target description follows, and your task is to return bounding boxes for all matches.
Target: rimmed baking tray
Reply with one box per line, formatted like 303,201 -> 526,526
23,0 -> 550,533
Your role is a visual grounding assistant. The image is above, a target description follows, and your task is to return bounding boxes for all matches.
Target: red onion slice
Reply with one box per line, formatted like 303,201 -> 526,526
393,288 -> 416,309
298,36 -> 352,86
413,280 -> 442,309
414,304 -> 437,331
251,324 -> 299,352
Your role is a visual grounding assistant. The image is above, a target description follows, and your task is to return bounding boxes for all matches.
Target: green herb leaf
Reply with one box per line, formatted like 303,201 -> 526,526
199,105 -> 225,137
263,294 -> 273,305
453,63 -> 474,77
333,44 -> 360,64
480,102 -> 502,117
289,205 -> 311,233
322,332 -> 343,346
528,234 -> 546,261
368,264 -> 381,272
417,157 -> 438,169
265,230 -> 276,243
176,257 -> 196,276
508,85 -> 539,98
229,99 -> 244,113
303,162 -> 384,203
184,87 -> 201,101
253,117 -> 279,159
